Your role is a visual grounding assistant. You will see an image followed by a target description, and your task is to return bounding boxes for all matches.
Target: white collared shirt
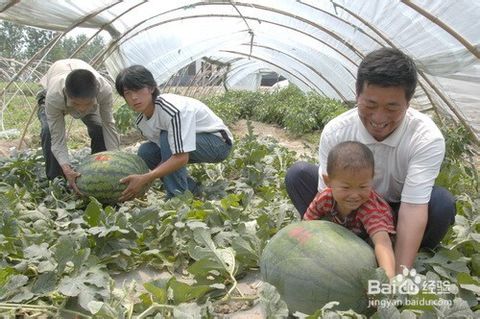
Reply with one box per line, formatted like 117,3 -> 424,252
318,108 -> 445,204
136,93 -> 233,154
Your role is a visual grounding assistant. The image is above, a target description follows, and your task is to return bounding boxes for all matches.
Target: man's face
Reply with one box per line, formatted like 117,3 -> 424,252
357,83 -> 409,141
69,97 -> 96,114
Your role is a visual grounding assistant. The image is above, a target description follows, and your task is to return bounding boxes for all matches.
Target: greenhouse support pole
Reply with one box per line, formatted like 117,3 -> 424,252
418,71 -> 480,146
401,0 -> 480,59
250,43 -> 350,101
95,12 -> 361,71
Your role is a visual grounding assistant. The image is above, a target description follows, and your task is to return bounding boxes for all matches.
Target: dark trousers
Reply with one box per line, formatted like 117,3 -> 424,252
36,90 -> 107,180
285,161 -> 456,249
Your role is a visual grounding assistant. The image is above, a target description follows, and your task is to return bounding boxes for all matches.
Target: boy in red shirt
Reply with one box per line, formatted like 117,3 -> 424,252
304,141 -> 396,279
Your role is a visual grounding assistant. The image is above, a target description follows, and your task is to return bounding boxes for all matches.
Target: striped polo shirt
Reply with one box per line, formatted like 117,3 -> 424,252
304,188 -> 396,239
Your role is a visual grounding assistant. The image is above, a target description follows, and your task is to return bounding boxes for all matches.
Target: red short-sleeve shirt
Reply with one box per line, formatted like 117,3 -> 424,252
304,188 -> 396,238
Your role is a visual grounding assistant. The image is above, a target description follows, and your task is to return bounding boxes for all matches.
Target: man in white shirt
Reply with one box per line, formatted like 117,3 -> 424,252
114,65 -> 233,200
285,48 -> 455,274
37,59 -> 120,192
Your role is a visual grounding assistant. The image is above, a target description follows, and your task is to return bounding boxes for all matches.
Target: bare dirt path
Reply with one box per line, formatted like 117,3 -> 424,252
229,119 -> 316,158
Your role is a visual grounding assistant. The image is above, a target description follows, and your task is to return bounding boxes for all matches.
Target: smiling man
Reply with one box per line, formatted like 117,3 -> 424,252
37,59 -> 120,192
285,48 -> 456,274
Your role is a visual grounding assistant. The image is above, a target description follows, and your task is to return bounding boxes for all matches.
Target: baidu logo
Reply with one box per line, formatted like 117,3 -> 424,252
367,266 -> 458,307
391,266 -> 422,295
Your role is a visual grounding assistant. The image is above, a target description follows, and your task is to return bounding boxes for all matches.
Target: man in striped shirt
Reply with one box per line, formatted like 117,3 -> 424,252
304,141 -> 396,279
115,65 -> 233,200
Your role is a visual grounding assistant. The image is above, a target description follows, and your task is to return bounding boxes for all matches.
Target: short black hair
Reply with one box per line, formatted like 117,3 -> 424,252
356,48 -> 418,101
327,141 -> 374,178
115,65 -> 159,99
65,69 -> 97,99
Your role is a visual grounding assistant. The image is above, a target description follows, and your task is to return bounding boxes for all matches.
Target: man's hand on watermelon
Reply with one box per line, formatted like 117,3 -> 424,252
61,164 -> 81,194
119,153 -> 189,201
119,174 -> 151,201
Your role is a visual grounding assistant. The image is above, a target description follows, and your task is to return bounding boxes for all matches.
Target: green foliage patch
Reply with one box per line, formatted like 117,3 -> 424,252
203,86 -> 349,135
0,126 -> 300,317
114,86 -> 349,136
1,85 -> 479,317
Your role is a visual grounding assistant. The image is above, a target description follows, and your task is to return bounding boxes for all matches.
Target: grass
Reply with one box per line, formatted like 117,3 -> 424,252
0,88 -> 127,150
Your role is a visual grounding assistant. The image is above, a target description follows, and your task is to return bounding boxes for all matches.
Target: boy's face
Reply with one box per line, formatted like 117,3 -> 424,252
123,87 -> 154,115
324,167 -> 373,215
357,83 -> 409,141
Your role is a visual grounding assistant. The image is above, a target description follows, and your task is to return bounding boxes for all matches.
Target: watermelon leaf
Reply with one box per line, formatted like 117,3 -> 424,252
84,198 -> 103,227
259,282 -> 289,317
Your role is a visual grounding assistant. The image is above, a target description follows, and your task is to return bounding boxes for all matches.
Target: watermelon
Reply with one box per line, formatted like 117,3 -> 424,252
260,220 -> 377,314
76,151 -> 150,204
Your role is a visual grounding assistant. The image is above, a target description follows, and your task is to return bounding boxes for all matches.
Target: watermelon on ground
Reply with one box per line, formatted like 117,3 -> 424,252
260,220 -> 377,314
76,151 -> 150,204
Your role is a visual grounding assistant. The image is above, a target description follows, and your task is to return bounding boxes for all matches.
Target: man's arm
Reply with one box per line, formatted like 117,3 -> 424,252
46,101 -> 70,167
371,231 -> 396,279
46,98 -> 81,192
394,202 -> 428,274
97,80 -> 120,150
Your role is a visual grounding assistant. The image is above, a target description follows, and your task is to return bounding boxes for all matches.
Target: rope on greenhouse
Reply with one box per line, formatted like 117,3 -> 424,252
0,0 -> 19,13
229,1 -> 255,59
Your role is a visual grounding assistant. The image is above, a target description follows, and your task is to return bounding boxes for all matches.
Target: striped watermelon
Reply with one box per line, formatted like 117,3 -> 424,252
260,220 -> 377,314
76,151 -> 150,204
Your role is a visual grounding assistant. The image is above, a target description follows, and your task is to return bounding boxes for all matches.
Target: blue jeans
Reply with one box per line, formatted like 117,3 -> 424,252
285,161 -> 456,249
138,131 -> 232,197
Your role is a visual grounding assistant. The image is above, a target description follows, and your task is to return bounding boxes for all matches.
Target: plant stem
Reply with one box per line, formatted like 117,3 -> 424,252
136,304 -> 174,319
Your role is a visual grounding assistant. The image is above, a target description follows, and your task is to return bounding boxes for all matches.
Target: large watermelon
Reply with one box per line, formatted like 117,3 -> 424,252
260,220 -> 377,314
76,151 -> 150,204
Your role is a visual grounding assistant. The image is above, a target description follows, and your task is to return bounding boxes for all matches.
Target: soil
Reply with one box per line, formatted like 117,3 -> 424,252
229,119 -> 316,157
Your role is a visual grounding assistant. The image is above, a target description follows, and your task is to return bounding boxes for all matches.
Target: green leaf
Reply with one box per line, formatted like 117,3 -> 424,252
377,302 -> 401,318
58,266 -> 109,309
0,210 -> 19,238
58,275 -> 82,296
187,258 -> 227,282
24,242 -> 51,260
87,300 -> 118,317
173,301 -> 213,318
0,274 -> 29,301
190,228 -> 236,276
0,267 -> 16,287
169,277 -> 217,304
456,272 -> 480,294
31,271 -> 56,294
144,282 -> 168,304
259,282 -> 289,318
84,198 -> 103,227
434,297 -> 474,318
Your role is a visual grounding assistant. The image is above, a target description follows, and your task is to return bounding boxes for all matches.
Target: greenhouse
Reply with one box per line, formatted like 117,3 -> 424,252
0,1 -> 479,318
